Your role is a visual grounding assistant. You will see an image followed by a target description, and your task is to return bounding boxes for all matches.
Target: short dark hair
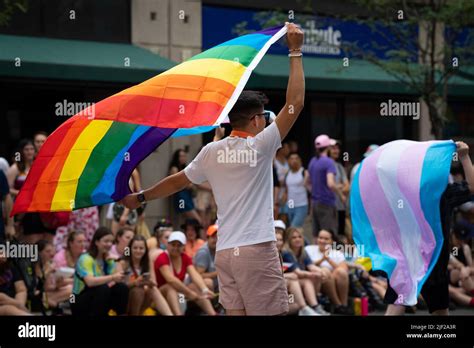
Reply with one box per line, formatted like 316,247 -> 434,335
34,131 -> 48,138
316,146 -> 328,158
228,90 -> 267,129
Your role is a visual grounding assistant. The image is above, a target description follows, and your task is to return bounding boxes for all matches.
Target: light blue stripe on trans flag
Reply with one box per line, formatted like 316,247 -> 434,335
418,140 -> 455,290
350,160 -> 397,278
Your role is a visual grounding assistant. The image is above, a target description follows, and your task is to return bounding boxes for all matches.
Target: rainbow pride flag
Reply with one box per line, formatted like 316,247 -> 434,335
12,26 -> 287,214
350,140 -> 455,305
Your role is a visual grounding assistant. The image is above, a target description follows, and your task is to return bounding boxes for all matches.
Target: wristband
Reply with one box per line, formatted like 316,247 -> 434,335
288,52 -> 303,58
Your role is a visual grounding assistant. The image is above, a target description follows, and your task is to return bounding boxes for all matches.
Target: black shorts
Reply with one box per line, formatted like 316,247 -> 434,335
384,238 -> 450,313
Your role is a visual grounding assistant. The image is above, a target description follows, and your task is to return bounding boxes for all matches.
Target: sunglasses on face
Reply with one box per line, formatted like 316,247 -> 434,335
250,111 -> 270,122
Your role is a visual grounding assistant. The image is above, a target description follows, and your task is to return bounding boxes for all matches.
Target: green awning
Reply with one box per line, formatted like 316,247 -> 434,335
0,34 -> 176,83
248,54 -> 474,97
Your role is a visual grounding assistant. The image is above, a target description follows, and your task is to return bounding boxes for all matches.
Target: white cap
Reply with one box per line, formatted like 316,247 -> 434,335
168,231 -> 187,245
460,201 -> 474,213
274,220 -> 286,230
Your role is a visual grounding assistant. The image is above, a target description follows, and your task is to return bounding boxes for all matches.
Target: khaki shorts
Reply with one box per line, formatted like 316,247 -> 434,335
215,241 -> 289,315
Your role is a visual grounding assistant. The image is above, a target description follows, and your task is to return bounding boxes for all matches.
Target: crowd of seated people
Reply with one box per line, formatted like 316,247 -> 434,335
1,135 -> 473,317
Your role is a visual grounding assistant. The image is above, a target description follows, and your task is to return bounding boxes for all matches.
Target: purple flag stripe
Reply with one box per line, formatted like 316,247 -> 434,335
111,127 -> 176,201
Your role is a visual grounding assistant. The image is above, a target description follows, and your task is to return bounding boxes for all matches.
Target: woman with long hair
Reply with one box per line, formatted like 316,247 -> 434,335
109,227 -> 135,260
281,227 -> 328,315
34,240 -> 72,310
118,235 -> 173,315
275,227 -> 323,315
8,139 -> 57,244
71,227 -> 128,317
7,139 -> 35,199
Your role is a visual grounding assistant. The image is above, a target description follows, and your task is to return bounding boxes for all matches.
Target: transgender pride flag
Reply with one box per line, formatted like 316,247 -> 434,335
351,140 -> 455,305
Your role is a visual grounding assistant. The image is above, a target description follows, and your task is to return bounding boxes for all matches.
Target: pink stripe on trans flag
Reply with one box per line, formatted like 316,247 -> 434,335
358,145 -> 414,303
396,141 -> 437,282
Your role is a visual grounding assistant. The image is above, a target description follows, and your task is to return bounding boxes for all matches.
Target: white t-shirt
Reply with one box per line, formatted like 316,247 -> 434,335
305,245 -> 346,271
274,157 -> 289,183
285,167 -> 308,208
184,122 -> 282,251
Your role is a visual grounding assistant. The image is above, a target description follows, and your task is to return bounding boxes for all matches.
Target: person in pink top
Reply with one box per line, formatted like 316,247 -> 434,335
109,227 -> 135,260
53,230 -> 86,269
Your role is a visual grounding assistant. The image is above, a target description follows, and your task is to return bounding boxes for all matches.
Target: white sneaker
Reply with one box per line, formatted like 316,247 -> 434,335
298,306 -> 321,316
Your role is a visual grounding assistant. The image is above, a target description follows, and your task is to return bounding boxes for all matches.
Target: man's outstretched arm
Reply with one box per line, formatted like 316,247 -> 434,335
121,171 -> 191,210
274,22 -> 305,141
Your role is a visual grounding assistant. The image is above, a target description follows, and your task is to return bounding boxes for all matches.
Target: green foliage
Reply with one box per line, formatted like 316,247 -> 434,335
0,0 -> 28,27
233,0 -> 474,138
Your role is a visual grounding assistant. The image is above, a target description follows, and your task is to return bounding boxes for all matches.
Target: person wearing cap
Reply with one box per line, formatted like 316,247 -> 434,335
181,219 -> 205,258
274,220 -> 286,234
154,231 -> 216,315
122,23 -> 304,316
308,135 -> 343,237
193,224 -> 219,292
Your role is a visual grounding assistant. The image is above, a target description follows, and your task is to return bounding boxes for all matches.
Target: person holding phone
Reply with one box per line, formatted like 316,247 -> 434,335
118,235 -> 173,315
71,227 -> 129,317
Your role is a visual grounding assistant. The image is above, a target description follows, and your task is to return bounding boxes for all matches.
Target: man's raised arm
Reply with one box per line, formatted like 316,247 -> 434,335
275,22 -> 305,141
